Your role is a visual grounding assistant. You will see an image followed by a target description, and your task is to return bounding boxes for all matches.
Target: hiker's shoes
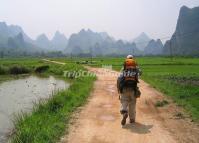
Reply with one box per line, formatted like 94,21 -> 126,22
130,119 -> 135,124
121,113 -> 128,126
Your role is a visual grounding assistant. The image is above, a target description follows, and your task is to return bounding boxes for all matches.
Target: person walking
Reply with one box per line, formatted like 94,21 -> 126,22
117,55 -> 141,126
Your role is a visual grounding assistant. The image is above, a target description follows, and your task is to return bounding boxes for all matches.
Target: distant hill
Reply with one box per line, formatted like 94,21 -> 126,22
35,31 -> 68,51
0,32 -> 42,57
133,32 -> 151,51
144,39 -> 163,55
51,31 -> 68,51
0,22 -> 33,45
0,22 -> 42,57
66,29 -> 107,53
35,34 -> 52,49
163,6 -> 199,56
0,22 -> 68,54
65,29 -> 141,56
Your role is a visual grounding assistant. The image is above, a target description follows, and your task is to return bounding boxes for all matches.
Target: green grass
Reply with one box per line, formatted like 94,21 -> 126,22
70,57 -> 199,121
0,58 -> 85,77
0,58 -> 96,143
11,76 -> 95,143
140,62 -> 199,121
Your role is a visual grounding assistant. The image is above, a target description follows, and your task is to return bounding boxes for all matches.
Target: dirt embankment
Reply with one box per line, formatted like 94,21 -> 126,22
60,67 -> 199,143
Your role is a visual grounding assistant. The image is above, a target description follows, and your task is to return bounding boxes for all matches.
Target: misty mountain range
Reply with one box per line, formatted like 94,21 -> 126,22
0,5 -> 198,57
0,23 -> 161,56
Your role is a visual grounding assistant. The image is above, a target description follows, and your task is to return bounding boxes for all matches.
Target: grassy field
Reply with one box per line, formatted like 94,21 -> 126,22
142,64 -> 199,120
68,57 -> 199,121
0,58 -> 96,143
1,57 -> 199,142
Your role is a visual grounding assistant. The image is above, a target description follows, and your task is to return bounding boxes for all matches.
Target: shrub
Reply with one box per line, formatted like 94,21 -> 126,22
9,66 -> 30,75
35,65 -> 49,73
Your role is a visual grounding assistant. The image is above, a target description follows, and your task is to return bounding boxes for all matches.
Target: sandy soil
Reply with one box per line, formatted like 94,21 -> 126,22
60,67 -> 199,143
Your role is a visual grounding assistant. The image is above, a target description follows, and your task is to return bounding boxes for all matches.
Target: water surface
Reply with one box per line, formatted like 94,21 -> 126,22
0,75 -> 69,142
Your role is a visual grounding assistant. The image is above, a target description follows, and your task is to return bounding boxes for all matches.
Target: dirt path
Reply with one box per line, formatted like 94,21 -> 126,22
42,59 -> 66,65
60,67 -> 199,143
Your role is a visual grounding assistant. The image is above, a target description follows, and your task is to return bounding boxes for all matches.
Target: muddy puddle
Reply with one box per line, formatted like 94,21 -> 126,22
0,75 -> 69,142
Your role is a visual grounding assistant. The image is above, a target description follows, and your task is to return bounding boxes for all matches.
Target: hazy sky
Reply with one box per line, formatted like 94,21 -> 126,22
0,0 -> 199,40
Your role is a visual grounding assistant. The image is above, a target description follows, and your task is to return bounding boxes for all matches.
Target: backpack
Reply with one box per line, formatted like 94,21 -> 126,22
117,58 -> 139,93
123,68 -> 137,86
123,58 -> 138,82
117,69 -> 138,93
